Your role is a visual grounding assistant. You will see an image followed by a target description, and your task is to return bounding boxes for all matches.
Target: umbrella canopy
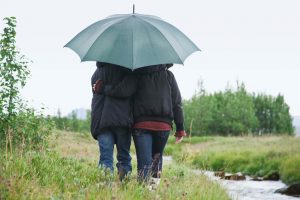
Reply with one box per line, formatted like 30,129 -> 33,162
65,12 -> 200,70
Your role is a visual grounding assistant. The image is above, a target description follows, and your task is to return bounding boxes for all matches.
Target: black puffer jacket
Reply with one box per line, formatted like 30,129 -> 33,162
104,64 -> 184,131
90,62 -> 133,140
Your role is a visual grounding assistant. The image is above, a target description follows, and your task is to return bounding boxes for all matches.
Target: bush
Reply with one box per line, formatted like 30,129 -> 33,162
0,108 -> 54,150
15,108 -> 54,149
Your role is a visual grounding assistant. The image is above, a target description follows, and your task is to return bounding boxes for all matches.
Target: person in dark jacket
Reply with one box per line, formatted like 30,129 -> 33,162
91,62 -> 133,180
97,64 -> 186,183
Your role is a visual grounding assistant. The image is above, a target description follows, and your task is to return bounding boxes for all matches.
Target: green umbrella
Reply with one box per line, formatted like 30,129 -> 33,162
65,7 -> 200,70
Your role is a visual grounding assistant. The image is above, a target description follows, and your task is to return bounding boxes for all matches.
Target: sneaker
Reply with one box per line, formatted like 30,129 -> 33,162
147,178 -> 161,191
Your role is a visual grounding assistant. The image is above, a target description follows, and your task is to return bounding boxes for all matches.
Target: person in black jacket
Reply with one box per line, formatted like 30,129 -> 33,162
91,62 -> 133,180
97,64 -> 186,183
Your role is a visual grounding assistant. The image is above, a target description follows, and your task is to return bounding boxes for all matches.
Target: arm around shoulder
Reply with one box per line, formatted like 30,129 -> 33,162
104,74 -> 138,98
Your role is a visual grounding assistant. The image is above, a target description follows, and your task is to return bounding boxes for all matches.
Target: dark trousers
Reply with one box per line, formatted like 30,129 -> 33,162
132,129 -> 170,182
97,127 -> 132,179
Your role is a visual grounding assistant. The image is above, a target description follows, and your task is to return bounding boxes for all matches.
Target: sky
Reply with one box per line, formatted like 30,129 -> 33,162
1,0 -> 300,116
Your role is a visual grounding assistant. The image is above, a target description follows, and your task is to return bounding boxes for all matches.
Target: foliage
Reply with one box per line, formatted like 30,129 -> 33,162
253,94 -> 294,134
0,17 -> 30,118
10,108 -> 54,150
0,17 -> 53,152
0,17 -> 30,150
184,81 -> 294,136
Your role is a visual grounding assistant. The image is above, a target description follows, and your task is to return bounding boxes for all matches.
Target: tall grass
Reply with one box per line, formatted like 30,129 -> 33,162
0,131 -> 230,200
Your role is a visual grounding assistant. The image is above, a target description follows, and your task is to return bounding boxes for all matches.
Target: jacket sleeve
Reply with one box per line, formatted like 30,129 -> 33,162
168,71 -> 184,131
103,74 -> 138,98
91,67 -> 103,94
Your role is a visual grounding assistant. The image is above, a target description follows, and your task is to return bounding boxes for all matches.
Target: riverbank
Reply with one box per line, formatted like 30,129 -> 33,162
0,131 -> 230,200
167,136 -> 300,185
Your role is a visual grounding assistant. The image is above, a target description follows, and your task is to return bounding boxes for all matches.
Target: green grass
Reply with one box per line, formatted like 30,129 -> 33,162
167,136 -> 216,145
0,131 -> 230,200
280,154 -> 300,184
164,135 -> 217,156
2,130 -> 298,199
171,136 -> 300,184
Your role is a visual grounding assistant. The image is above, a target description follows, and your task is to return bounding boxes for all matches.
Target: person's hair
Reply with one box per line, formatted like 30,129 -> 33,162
96,61 -> 102,68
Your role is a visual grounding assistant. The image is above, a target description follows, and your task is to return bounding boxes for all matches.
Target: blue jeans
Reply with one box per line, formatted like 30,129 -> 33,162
97,127 -> 132,178
132,129 -> 170,182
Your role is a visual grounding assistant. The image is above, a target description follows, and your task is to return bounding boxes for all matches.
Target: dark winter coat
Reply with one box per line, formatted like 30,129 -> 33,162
90,62 -> 133,140
103,64 -> 184,131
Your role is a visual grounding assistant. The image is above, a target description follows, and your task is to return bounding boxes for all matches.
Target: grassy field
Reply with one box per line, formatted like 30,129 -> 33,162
169,135 -> 300,185
0,131 -> 230,200
2,130 -> 298,199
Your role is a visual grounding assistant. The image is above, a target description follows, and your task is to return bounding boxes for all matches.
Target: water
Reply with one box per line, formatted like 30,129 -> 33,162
196,171 -> 300,200
163,156 -> 299,199
163,155 -> 173,165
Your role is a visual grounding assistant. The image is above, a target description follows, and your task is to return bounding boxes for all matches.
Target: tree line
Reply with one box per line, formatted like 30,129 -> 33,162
51,81 -> 294,136
51,109 -> 91,133
184,81 -> 294,136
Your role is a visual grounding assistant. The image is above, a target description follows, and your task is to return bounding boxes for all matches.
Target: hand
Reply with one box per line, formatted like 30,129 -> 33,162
175,136 -> 183,144
93,80 -> 103,93
174,130 -> 186,144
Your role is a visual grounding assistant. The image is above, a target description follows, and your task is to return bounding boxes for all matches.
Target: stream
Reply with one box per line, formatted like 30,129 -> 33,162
196,171 -> 299,200
163,156 -> 299,200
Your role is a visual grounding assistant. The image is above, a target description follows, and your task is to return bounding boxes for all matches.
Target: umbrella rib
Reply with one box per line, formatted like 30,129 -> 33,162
81,16 -> 132,61
132,17 -> 134,69
64,15 -> 125,49
137,17 -> 184,64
